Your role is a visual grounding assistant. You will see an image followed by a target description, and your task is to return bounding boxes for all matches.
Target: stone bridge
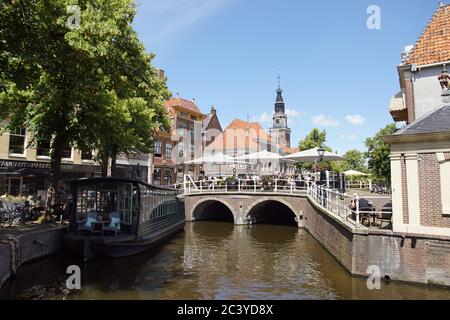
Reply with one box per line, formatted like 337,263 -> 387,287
181,191 -> 311,227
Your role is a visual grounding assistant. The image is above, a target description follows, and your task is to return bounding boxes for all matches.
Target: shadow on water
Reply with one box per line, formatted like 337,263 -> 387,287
248,201 -> 297,226
193,200 -> 234,223
244,224 -> 299,246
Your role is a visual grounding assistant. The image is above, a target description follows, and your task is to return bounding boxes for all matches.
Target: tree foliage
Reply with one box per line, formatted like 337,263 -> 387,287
364,123 -> 397,181
331,149 -> 367,173
0,0 -> 170,194
297,129 -> 331,171
298,128 -> 327,151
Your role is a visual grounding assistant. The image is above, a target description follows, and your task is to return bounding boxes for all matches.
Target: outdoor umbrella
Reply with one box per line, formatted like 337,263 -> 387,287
343,170 -> 368,176
184,153 -> 250,176
235,150 -> 282,161
282,148 -> 345,162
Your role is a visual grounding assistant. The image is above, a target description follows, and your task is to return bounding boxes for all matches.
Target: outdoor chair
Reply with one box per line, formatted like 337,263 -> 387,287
359,207 -> 375,227
377,204 -> 392,228
78,211 -> 98,235
103,212 -> 121,236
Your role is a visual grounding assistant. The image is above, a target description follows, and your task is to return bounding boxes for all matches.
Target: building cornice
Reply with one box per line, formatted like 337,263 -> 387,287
383,131 -> 450,144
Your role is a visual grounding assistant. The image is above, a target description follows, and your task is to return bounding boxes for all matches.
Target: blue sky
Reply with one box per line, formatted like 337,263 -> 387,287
133,0 -> 439,154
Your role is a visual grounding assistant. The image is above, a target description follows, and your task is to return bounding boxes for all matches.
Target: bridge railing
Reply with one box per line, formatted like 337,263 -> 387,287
307,183 -> 393,229
182,175 -> 308,195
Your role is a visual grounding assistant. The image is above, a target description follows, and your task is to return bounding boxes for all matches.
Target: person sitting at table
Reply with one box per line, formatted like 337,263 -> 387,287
350,196 -> 371,210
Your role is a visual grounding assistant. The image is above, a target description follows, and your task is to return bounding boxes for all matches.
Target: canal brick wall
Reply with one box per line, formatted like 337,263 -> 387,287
0,225 -> 67,288
302,197 -> 450,287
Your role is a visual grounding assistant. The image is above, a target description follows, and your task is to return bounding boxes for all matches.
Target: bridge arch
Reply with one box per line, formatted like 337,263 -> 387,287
191,197 -> 235,223
246,198 -> 298,226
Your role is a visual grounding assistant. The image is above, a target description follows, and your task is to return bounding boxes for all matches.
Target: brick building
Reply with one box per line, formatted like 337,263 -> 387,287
390,3 -> 450,123
386,3 -> 450,237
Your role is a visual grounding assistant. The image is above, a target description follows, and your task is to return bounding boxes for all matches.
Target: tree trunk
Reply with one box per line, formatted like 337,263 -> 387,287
47,131 -> 65,218
101,156 -> 109,177
110,145 -> 118,178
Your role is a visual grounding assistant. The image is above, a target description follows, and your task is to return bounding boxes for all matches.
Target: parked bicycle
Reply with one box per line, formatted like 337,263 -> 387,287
0,200 -> 26,227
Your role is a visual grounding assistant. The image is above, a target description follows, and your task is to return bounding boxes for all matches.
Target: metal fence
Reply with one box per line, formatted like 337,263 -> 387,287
182,175 -> 308,195
308,183 -> 392,229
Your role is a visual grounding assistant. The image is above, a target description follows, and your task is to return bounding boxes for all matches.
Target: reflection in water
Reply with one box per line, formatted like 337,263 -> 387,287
1,222 -> 450,300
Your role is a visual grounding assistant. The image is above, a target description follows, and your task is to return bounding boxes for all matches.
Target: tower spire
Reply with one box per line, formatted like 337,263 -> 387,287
275,73 -> 285,111
278,71 -> 281,89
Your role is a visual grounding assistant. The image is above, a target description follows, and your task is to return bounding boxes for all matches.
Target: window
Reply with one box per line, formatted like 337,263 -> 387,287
178,120 -> 187,137
154,141 -> 162,158
191,116 -> 197,121
190,145 -> 195,159
166,143 -> 172,160
153,169 -> 161,186
9,128 -> 26,154
178,120 -> 187,129
81,150 -> 93,161
164,170 -> 172,185
62,145 -> 72,159
179,112 -> 187,118
178,143 -> 185,158
36,138 -> 50,157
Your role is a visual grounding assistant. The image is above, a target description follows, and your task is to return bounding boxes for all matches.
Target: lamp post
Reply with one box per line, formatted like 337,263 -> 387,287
317,147 -> 325,162
315,147 -> 326,180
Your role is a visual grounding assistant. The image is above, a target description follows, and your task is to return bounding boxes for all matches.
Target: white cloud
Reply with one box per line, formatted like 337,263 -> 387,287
252,108 -> 304,126
312,114 -> 340,127
252,112 -> 272,123
346,115 -> 366,126
286,108 -> 304,118
138,0 -> 234,40
340,134 -> 357,141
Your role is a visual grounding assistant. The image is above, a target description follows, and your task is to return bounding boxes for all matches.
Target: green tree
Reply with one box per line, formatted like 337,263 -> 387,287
298,128 -> 327,150
364,124 -> 397,181
297,129 -> 331,171
0,0 -> 170,208
331,149 -> 367,173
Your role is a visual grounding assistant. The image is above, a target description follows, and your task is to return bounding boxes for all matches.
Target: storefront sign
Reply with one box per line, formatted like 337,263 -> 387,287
0,160 -> 50,169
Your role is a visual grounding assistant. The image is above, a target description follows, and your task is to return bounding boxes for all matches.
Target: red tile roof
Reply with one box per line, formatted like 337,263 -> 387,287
406,4 -> 450,66
165,97 -> 202,115
282,146 -> 299,155
225,119 -> 271,141
206,119 -> 271,152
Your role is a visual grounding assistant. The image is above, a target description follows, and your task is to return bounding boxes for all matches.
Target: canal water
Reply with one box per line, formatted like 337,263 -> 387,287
1,222 -> 450,300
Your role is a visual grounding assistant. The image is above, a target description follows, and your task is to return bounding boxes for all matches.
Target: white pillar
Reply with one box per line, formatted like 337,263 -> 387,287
437,153 -> 450,215
405,154 -> 420,226
390,155 -> 404,229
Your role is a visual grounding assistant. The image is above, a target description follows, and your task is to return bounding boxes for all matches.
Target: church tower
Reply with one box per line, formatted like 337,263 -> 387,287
269,75 -> 291,151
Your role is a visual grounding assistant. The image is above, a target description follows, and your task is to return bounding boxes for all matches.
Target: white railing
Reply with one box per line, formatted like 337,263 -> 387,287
182,175 -> 308,195
346,181 -> 372,190
307,183 -> 392,229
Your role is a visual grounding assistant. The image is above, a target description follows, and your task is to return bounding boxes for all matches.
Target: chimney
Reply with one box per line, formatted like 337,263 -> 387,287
401,45 -> 414,64
156,69 -> 165,80
439,66 -> 450,103
439,1 -> 445,7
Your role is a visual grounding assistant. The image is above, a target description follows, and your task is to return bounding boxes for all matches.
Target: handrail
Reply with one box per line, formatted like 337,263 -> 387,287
306,183 -> 393,230
181,176 -> 308,195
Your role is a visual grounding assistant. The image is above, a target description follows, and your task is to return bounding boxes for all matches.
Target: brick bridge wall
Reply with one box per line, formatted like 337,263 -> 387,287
183,193 -> 450,287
